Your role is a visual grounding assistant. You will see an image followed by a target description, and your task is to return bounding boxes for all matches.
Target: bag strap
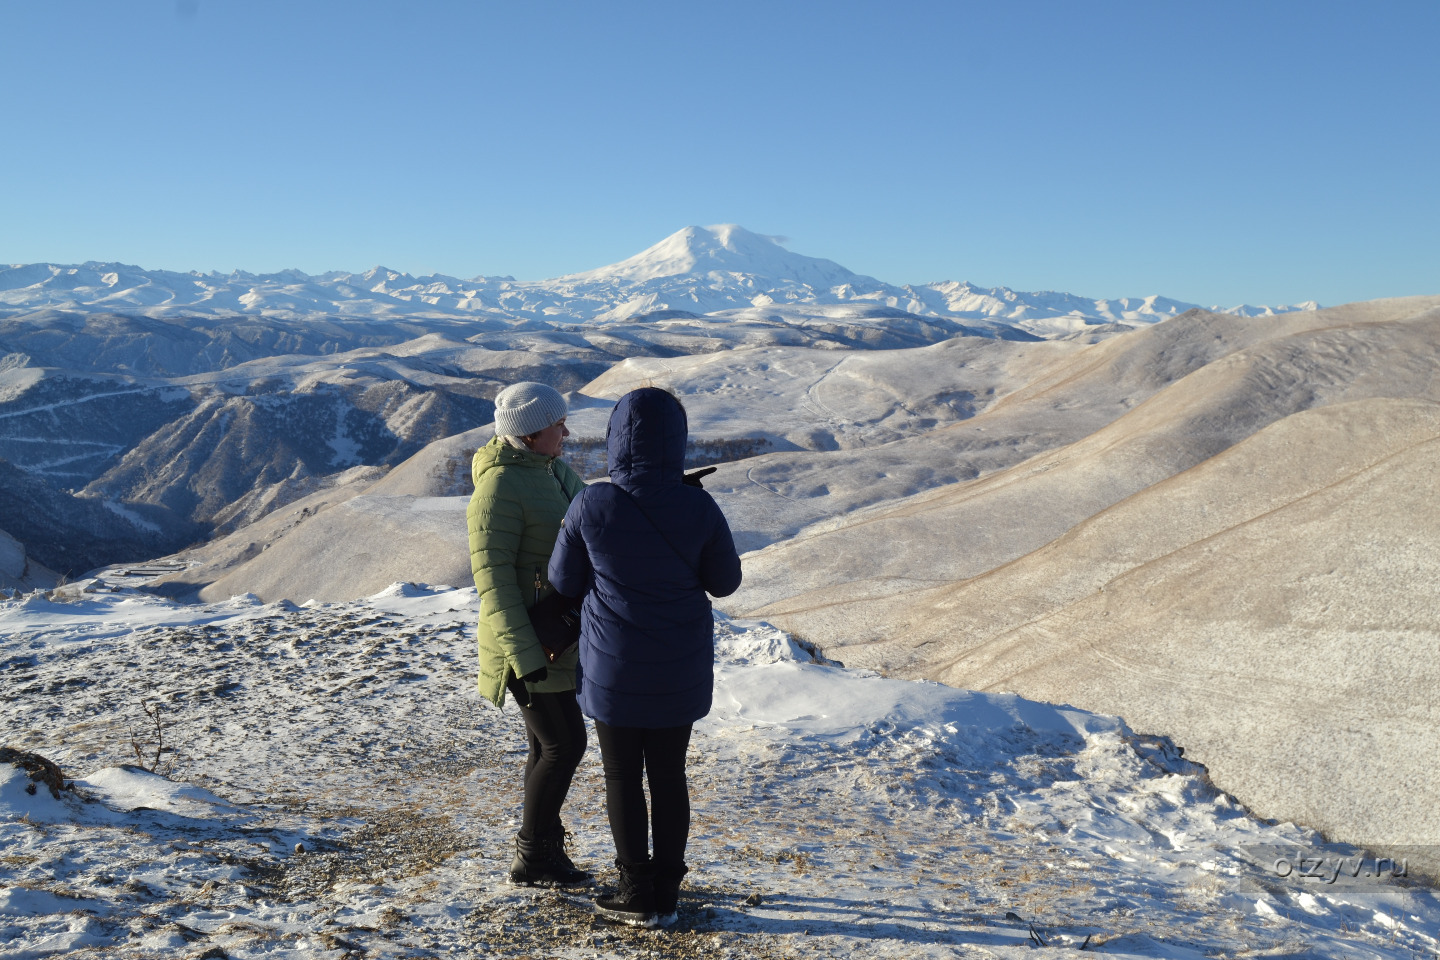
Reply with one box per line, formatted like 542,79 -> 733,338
607,483 -> 700,578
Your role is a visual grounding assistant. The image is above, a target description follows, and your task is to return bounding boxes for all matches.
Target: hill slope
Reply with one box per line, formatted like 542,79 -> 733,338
720,297 -> 1440,862
723,296 -> 1440,609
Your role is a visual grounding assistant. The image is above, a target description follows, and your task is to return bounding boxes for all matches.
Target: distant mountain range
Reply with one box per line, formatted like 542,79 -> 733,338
0,225 -> 1321,580
0,225 -> 1317,338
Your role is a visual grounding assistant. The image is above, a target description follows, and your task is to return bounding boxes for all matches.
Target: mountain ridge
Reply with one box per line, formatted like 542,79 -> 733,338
1,225 -> 1319,338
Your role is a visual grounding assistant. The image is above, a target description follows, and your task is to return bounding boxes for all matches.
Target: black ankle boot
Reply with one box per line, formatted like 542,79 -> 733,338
508,831 -> 592,887
543,829 -> 590,882
595,859 -> 657,927
653,862 -> 688,926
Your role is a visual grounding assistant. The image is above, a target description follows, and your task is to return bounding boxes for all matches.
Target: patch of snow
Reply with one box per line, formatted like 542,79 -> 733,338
0,886 -> 102,919
98,499 -> 162,533
326,403 -> 363,467
79,765 -> 253,820
0,765 -> 72,822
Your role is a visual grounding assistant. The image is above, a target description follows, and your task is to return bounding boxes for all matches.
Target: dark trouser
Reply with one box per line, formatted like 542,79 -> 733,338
510,683 -> 587,840
593,720 -> 693,868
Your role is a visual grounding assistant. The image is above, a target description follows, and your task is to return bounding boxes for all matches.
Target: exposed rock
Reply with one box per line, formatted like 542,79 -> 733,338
0,747 -> 67,799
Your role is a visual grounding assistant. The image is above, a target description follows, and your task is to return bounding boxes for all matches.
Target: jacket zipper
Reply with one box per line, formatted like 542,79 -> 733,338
547,459 -> 567,495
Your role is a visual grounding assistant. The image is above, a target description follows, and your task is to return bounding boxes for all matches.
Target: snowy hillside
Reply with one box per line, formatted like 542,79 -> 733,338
3,583 -> 1434,959
0,225 -> 1318,336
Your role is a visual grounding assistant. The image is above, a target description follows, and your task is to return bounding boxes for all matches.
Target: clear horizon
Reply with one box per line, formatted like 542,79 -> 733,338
2,1 -> 1436,307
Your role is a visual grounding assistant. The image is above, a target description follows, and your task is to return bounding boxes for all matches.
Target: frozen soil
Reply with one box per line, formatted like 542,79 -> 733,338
2,585 -> 1437,959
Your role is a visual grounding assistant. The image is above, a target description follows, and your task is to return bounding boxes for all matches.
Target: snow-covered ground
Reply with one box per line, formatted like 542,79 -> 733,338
2,585 -> 1435,959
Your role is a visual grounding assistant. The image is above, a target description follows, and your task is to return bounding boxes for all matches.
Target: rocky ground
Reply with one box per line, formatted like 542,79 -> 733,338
2,584 -> 1436,959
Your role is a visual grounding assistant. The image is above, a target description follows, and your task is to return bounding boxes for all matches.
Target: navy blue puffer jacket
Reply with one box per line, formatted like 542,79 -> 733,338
549,388 -> 743,728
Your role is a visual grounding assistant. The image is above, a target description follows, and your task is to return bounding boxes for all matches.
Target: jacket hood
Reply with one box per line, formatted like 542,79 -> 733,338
607,388 -> 687,488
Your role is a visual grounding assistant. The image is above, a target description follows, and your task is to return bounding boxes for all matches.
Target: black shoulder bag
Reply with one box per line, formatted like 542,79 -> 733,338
527,567 -> 582,663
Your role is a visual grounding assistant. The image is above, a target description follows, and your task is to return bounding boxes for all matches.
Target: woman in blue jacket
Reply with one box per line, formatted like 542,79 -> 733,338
549,387 -> 742,927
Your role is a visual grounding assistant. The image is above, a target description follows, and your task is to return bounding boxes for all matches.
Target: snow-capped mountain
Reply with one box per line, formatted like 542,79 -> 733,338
0,225 -> 1318,336
560,224 -> 856,286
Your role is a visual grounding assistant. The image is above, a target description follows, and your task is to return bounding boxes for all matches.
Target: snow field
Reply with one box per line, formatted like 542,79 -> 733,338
1,585 -> 1436,959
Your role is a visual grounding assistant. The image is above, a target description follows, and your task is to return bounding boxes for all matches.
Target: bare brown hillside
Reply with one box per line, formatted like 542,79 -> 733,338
728,296 -> 1440,862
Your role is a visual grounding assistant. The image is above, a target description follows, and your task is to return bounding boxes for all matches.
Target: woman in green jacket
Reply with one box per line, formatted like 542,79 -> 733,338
468,381 -> 589,886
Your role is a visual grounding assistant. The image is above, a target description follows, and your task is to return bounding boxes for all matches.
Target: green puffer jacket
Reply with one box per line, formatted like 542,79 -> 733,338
468,435 -> 586,706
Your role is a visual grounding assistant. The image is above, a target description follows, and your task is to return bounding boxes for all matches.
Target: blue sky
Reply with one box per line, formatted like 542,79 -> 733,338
2,1 -> 1436,306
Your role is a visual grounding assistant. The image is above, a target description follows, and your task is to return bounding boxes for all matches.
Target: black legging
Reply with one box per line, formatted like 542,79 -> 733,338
594,720 -> 693,868
510,684 -> 587,840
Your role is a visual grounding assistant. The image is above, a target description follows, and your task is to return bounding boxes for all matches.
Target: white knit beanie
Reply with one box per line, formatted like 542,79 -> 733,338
493,381 -> 567,438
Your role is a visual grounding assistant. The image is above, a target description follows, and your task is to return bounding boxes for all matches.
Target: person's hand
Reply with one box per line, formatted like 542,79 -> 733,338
521,666 -> 548,683
683,466 -> 718,488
